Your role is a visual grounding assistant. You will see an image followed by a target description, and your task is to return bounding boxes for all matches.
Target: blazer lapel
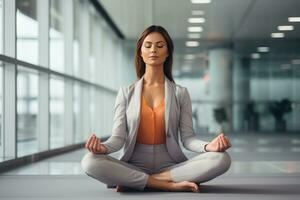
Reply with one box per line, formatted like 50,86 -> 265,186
165,76 -> 172,137
132,75 -> 172,137
132,76 -> 143,138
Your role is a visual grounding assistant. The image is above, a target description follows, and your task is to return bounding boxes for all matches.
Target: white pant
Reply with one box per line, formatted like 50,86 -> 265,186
81,143 -> 231,191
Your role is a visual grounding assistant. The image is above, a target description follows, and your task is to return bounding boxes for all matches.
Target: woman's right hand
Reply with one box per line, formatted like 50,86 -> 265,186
85,133 -> 108,154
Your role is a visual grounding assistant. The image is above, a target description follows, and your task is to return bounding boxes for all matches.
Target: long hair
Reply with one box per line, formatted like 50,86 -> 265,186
134,25 -> 175,83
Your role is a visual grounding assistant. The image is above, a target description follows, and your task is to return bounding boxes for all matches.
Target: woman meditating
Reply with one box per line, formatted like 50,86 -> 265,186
81,25 -> 232,193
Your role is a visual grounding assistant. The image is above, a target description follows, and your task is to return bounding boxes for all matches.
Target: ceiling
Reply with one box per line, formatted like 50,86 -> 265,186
99,0 -> 300,78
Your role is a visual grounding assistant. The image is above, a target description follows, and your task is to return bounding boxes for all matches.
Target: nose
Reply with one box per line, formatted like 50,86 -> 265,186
150,45 -> 157,53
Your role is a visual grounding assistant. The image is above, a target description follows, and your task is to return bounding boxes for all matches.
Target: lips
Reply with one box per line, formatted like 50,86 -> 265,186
149,56 -> 158,59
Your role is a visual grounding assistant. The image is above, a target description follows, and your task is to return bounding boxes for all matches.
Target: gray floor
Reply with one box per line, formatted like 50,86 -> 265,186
1,133 -> 300,200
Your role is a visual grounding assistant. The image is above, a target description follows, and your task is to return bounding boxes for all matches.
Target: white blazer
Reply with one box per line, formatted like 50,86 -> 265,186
102,75 -> 208,163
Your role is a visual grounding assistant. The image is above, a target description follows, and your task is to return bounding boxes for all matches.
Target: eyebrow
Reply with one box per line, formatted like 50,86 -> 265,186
144,41 -> 165,44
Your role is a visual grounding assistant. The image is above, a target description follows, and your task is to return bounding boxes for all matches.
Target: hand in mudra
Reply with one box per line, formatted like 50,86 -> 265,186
205,133 -> 232,152
85,133 -> 108,154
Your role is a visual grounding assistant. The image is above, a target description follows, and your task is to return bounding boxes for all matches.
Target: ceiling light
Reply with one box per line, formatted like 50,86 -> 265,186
188,18 -> 206,23
188,33 -> 202,39
277,25 -> 294,31
257,47 -> 269,53
188,26 -> 203,32
191,10 -> 205,15
182,66 -> 193,72
292,59 -> 300,65
251,53 -> 260,59
186,41 -> 199,47
288,17 -> 300,22
281,64 -> 291,69
184,54 -> 196,60
271,32 -> 285,38
191,0 -> 211,4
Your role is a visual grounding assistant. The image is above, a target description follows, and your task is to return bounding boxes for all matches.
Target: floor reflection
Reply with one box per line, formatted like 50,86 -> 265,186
1,133 -> 300,176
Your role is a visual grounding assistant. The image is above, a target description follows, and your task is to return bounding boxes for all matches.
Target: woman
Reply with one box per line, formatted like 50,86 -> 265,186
81,25 -> 232,193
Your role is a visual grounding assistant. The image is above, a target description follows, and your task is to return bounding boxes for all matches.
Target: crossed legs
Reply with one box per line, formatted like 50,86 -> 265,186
148,151 -> 231,192
81,151 -> 231,192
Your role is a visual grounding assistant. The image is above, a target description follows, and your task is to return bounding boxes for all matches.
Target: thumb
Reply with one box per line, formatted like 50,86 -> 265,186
100,143 -> 107,153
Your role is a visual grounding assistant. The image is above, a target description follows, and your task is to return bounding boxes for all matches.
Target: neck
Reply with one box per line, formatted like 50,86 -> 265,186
143,65 -> 165,85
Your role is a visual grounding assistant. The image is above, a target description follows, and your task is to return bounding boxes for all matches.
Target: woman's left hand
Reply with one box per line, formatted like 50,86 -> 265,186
205,133 -> 232,152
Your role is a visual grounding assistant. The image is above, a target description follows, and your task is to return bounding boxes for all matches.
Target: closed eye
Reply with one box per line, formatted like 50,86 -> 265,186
144,43 -> 165,48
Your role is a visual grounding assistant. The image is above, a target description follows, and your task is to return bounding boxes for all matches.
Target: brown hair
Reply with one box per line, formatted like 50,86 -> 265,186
134,25 -> 175,83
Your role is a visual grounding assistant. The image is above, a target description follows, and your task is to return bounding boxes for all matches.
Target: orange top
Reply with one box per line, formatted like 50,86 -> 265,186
136,95 -> 166,144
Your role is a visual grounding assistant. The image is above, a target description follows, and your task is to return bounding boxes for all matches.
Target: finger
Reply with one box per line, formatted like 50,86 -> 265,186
224,136 -> 231,148
86,135 -> 95,151
87,136 -> 94,152
218,138 -> 224,152
96,139 -> 101,153
216,134 -> 223,142
224,136 -> 232,147
85,134 -> 94,149
100,144 -> 106,154
221,137 -> 228,151
93,138 -> 98,152
217,138 -> 222,152
89,137 -> 97,152
221,135 -> 229,149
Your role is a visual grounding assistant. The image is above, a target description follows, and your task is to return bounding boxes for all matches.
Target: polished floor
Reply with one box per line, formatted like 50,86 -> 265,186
0,133 -> 300,200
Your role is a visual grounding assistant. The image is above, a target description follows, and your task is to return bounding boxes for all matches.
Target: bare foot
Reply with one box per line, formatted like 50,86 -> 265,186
169,181 -> 200,193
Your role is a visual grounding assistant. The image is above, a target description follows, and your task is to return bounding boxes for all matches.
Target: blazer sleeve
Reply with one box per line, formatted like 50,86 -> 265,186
102,86 -> 127,154
179,87 -> 209,153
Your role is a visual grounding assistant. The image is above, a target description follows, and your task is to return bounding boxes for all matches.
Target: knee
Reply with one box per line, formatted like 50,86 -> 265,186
81,152 -> 108,175
215,151 -> 231,172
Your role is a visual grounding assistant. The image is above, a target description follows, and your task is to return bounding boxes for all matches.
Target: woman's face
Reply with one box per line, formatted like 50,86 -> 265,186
140,32 -> 169,67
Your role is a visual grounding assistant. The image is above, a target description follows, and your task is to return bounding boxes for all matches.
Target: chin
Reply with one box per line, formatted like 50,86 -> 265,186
147,60 -> 163,65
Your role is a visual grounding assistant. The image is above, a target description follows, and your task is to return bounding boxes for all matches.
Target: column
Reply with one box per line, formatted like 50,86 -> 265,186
208,48 -> 232,133
233,57 -> 250,132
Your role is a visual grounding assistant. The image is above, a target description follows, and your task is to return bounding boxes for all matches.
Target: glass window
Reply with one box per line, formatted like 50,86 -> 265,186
73,0 -> 81,77
17,67 -> 39,157
89,87 -> 96,134
16,0 -> 38,64
0,65 -> 3,159
50,77 -> 65,149
73,82 -> 82,143
50,0 -> 64,72
89,9 -> 97,82
0,0 -> 3,54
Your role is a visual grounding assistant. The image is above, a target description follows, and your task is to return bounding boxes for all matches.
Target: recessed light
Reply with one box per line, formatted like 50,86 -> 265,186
277,25 -> 294,31
188,18 -> 206,23
271,32 -> 285,38
182,66 -> 193,72
288,17 -> 300,22
191,10 -> 205,15
251,53 -> 260,59
184,54 -> 196,60
257,47 -> 269,53
292,59 -> 300,65
186,41 -> 199,47
188,27 -> 203,32
191,0 -> 211,4
281,64 -> 291,69
188,33 -> 202,39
